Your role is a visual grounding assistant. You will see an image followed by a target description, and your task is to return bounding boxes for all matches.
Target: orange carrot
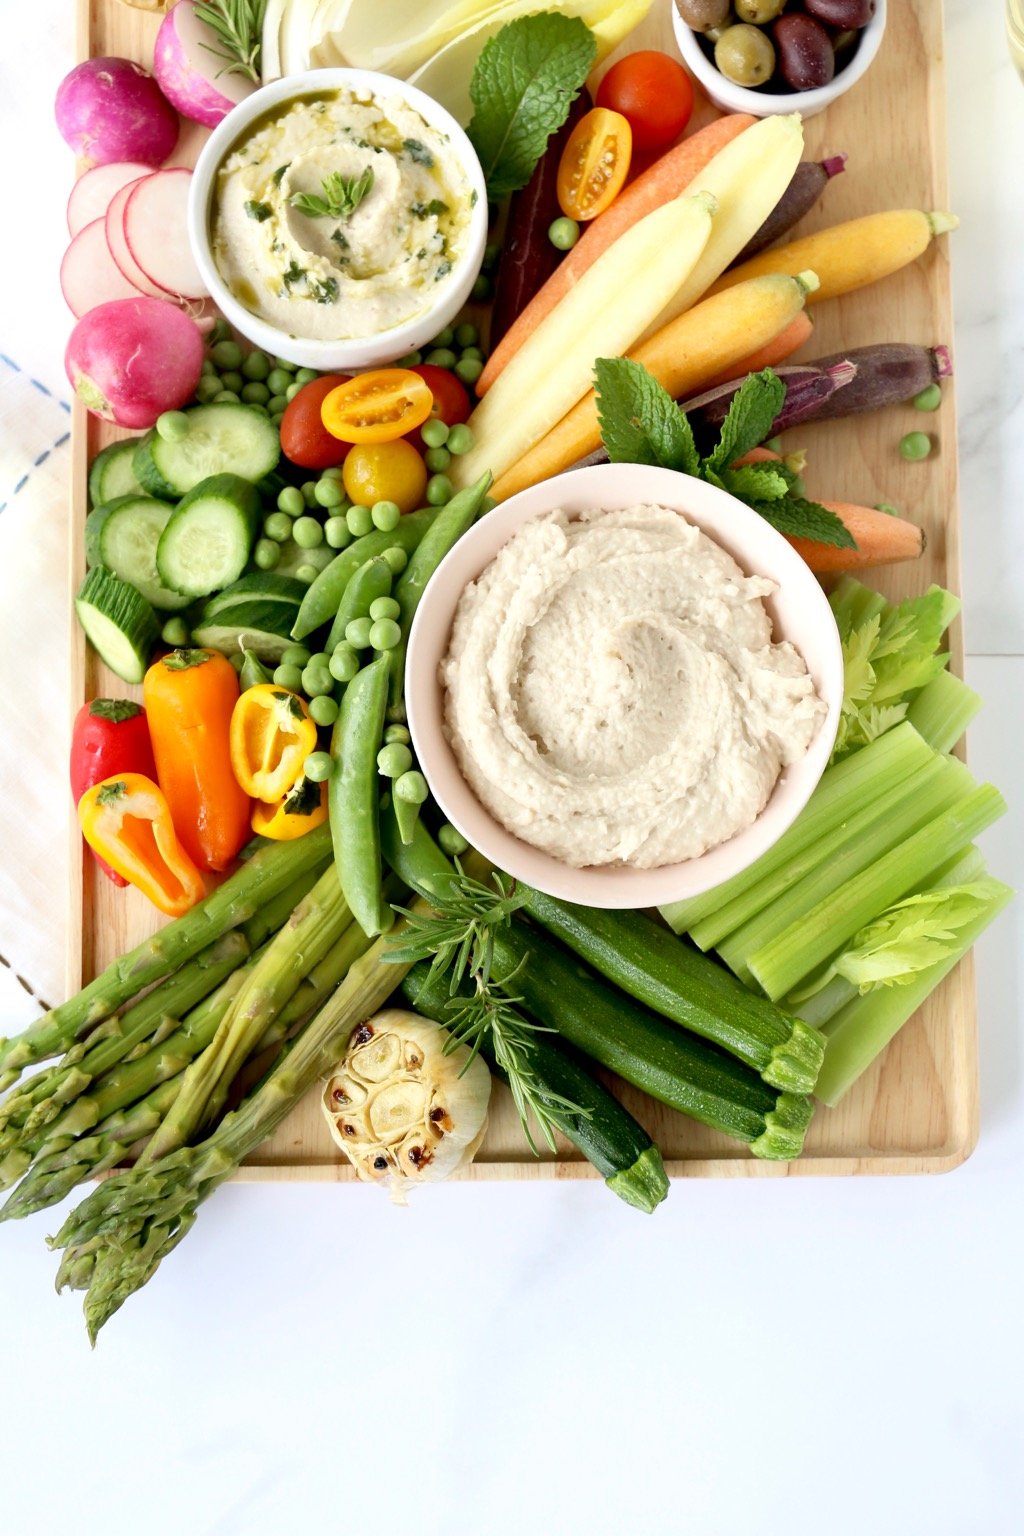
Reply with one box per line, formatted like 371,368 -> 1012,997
700,310 -> 813,391
478,113 -> 756,395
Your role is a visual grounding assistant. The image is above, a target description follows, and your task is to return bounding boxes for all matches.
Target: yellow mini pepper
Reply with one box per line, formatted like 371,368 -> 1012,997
250,776 -> 328,841
78,773 -> 206,918
230,684 -> 317,803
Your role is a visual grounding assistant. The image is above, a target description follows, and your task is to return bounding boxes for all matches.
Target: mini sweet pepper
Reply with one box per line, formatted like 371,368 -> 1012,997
230,684 -> 318,802
70,698 -> 157,887
77,773 -> 205,918
250,776 -> 328,841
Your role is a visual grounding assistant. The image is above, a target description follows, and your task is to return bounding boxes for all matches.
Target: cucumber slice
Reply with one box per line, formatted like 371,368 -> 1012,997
88,439 -> 143,508
85,503 -> 116,568
199,571 -> 306,619
191,600 -> 300,662
133,403 -> 280,497
156,474 -> 261,598
96,495 -> 192,612
75,566 -> 159,684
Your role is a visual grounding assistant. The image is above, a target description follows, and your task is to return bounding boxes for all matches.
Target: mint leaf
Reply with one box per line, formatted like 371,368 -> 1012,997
751,496 -> 856,549
467,14 -> 597,201
706,369 -> 786,472
594,358 -> 700,473
291,168 -> 373,221
721,464 -> 790,502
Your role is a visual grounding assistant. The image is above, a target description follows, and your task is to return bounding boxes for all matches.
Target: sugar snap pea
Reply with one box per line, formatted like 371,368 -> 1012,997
325,555 -> 393,656
290,509 -> 437,639
329,655 -> 391,937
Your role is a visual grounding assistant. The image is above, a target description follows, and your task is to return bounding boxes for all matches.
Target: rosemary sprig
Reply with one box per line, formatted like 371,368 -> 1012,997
386,869 -> 589,1152
290,169 -> 374,221
194,0 -> 267,84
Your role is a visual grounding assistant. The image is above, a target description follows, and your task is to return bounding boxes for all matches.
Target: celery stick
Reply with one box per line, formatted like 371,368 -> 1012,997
749,783 -> 1007,1000
693,740 -> 958,955
718,753 -> 973,982
816,879 -> 1013,1105
830,575 -> 889,632
660,723 -> 933,937
906,669 -> 982,754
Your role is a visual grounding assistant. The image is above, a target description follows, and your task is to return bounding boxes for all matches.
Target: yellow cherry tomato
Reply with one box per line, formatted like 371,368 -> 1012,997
321,369 -> 433,444
556,107 -> 632,221
342,439 -> 429,513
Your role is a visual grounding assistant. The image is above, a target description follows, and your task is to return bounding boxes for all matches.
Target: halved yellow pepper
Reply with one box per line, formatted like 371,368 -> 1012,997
250,776 -> 328,841
77,773 -> 206,918
229,685 -> 317,802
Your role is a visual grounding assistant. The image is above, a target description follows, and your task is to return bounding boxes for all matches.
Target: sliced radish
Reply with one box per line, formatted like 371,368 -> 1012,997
105,176 -> 167,299
123,168 -> 208,300
60,218 -> 145,318
67,160 -> 156,237
154,1 -> 256,128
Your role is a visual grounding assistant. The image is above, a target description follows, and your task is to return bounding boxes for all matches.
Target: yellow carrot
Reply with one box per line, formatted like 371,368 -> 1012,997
705,209 -> 959,303
489,270 -> 818,503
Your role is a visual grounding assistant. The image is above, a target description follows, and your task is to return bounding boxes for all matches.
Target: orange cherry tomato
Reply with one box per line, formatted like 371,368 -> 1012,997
556,108 -> 632,222
321,369 -> 433,444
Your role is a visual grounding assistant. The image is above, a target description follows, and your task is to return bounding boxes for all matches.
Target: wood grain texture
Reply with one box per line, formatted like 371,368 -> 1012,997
69,0 -> 977,1182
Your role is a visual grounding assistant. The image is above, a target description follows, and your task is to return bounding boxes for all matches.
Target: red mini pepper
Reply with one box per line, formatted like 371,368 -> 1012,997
70,698 -> 157,886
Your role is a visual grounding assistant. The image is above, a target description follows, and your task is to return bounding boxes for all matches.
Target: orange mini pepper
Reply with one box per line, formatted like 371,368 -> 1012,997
250,776 -> 328,841
78,774 -> 205,918
143,648 -> 251,872
230,685 -> 317,802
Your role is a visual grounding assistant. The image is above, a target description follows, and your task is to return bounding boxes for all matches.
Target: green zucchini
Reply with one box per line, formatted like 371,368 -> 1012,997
518,888 -> 826,1096
399,961 -> 669,1214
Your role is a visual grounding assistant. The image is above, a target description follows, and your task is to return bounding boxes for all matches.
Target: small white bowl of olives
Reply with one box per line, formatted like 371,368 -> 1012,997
672,0 -> 886,119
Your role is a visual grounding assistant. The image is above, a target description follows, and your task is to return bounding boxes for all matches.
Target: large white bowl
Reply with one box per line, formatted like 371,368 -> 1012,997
672,0 -> 887,120
187,69 -> 488,370
405,465 -> 844,910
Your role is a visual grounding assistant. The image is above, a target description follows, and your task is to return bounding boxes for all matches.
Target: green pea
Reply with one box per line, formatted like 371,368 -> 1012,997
295,563 -> 320,585
345,616 -> 373,649
293,515 -> 324,549
301,663 -> 334,697
309,694 -> 339,727
210,339 -> 243,369
280,644 -> 311,668
471,273 -> 492,303
285,380 -> 303,402
454,322 -> 478,348
369,618 -> 401,651
764,435 -> 783,455
396,350 -> 423,367
301,480 -> 320,507
307,651 -> 330,669
219,370 -> 244,393
156,410 -> 190,442
303,751 -> 334,783
446,423 -> 475,455
483,242 -> 500,270
371,499 -> 401,532
311,478 -> 341,510
254,537 -> 280,570
329,644 -> 360,683
241,350 -> 271,381
263,511 -> 292,543
438,822 -> 469,857
324,516 -> 352,550
273,663 -> 304,691
321,465 -> 345,481
384,722 -> 411,745
270,411 -> 286,428
272,356 -> 297,373
209,317 -> 232,344
347,504 -> 374,537
241,381 -> 270,405
267,367 -> 294,395
900,431 -> 932,461
425,347 -> 457,369
426,474 -> 453,506
381,545 -> 408,575
294,367 -> 318,387
420,417 -> 450,449
425,446 -> 451,473
160,615 -> 191,647
201,356 -> 218,377
875,502 -> 901,517
432,326 -> 455,348
460,345 -> 483,361
548,216 -> 580,251
213,390 -> 240,404
454,356 -> 483,386
267,394 -> 289,414
369,596 -> 401,622
395,769 -> 429,805
913,383 -> 942,412
275,485 -> 303,517
195,375 -> 221,403
377,742 -> 413,778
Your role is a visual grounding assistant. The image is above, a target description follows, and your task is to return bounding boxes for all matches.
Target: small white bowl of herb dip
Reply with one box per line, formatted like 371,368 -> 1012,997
188,69 -> 488,370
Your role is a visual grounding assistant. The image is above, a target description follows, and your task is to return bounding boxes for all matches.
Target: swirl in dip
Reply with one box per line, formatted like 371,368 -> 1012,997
211,87 -> 476,342
441,505 -> 827,870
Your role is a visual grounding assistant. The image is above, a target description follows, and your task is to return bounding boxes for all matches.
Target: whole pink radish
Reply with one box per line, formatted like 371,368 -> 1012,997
154,1 -> 257,127
55,57 -> 179,167
65,297 -> 203,427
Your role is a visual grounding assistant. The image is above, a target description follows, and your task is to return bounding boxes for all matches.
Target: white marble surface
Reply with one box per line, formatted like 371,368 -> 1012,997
1,4 -> 1022,1532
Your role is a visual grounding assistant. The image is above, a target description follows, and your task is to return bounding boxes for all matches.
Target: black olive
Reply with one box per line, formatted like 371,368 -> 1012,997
373,1155 -> 388,1170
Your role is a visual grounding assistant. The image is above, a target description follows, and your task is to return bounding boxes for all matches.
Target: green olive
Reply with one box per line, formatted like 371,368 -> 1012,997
735,0 -> 784,21
674,0 -> 731,27
714,23 -> 776,86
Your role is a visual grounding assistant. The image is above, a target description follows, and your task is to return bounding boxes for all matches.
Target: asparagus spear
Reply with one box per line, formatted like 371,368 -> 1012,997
0,824 -> 334,1080
51,904 -> 426,1342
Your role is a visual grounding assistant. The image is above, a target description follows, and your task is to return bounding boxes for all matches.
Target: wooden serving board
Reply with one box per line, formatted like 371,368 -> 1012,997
69,0 -> 975,1180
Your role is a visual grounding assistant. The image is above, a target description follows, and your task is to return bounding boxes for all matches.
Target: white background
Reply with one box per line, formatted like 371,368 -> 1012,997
1,3 -> 1021,1532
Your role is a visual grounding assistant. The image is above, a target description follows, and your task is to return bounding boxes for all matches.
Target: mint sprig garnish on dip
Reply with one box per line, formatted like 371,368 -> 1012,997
290,167 -> 374,221
466,13 -> 597,201
594,359 -> 856,550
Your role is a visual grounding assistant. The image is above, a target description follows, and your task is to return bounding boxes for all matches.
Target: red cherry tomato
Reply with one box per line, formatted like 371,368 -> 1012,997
595,51 -> 694,155
404,363 -> 471,450
279,374 -> 351,469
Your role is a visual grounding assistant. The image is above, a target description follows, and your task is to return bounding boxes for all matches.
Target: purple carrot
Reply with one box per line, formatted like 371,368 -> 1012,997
796,343 -> 952,419
681,360 -> 858,435
730,154 -> 847,266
